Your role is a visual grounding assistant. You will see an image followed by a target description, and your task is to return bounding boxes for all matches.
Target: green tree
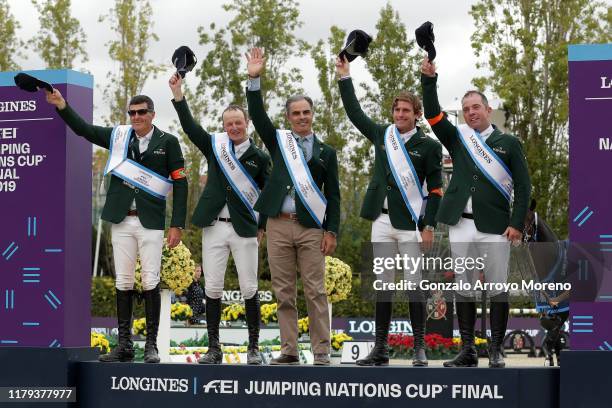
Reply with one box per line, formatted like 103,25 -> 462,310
470,0 -> 611,238
0,0 -> 24,70
360,3 -> 421,124
31,0 -> 88,69
99,0 -> 162,125
195,0 -> 305,128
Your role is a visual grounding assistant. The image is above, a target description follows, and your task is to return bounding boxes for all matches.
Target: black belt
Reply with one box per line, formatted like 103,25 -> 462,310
216,217 -> 231,222
381,208 -> 389,214
462,212 -> 474,219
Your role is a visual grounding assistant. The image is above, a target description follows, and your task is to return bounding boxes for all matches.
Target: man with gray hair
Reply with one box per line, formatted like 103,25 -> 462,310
245,47 -> 341,365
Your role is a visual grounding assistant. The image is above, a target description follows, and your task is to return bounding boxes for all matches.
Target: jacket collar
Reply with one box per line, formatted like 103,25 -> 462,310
138,126 -> 165,161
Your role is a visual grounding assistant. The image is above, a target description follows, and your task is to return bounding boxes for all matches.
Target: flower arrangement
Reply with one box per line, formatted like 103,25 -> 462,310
132,317 -> 147,336
171,302 -> 193,321
331,332 -> 353,351
298,317 -> 309,335
387,333 -> 462,359
134,241 -> 195,295
91,332 -> 110,354
260,303 -> 278,325
325,256 -> 352,304
222,303 -> 245,321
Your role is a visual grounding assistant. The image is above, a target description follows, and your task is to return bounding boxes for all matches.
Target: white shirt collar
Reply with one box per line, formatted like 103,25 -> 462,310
233,138 -> 251,157
399,127 -> 418,143
135,127 -> 154,141
480,125 -> 494,139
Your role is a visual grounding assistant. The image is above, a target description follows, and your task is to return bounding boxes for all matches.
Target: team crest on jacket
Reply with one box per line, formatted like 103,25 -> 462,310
492,147 -> 507,154
153,148 -> 166,155
245,160 -> 257,168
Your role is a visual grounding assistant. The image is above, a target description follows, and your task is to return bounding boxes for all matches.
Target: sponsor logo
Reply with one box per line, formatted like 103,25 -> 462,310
110,376 -> 189,393
202,380 -> 239,394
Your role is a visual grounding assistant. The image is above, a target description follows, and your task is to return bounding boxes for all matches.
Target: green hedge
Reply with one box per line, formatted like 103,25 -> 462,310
91,275 -> 535,319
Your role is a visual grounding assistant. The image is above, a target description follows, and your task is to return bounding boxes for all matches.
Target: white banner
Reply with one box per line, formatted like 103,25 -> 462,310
456,124 -> 513,201
276,130 -> 327,227
384,125 -> 426,223
104,125 -> 172,200
212,133 -> 260,222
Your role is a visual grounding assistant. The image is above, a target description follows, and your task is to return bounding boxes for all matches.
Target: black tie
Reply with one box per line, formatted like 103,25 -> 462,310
130,135 -> 141,162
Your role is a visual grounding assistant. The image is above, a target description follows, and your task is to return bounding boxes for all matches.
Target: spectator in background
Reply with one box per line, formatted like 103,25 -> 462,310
187,264 -> 205,324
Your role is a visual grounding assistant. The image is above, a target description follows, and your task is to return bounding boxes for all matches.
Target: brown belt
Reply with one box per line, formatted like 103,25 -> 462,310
127,210 -> 138,216
277,212 -> 298,221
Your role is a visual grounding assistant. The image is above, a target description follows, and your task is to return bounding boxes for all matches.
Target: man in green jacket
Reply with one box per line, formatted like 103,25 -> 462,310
421,57 -> 531,368
169,72 -> 270,365
45,89 -> 188,364
336,55 -> 443,367
246,47 -> 341,365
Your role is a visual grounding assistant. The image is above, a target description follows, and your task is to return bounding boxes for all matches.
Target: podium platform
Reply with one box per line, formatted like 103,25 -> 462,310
5,349 -> 612,407
76,362 -> 558,408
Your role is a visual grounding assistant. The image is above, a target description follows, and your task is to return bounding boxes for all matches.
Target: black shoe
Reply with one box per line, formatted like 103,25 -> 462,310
409,300 -> 428,367
444,295 -> 477,368
199,295 -> 222,365
198,347 -> 223,364
270,354 -> 300,365
143,285 -> 161,364
356,345 -> 389,366
443,345 -> 478,367
356,301 -> 391,366
488,346 -> 505,368
100,289 -> 134,362
244,292 -> 262,365
247,347 -> 263,365
488,295 -> 508,368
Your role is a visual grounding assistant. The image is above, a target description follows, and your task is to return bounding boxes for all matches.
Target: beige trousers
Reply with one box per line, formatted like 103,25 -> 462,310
266,217 -> 330,355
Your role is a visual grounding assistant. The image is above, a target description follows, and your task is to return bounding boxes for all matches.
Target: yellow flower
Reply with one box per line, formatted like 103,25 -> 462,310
134,241 -> 195,295
330,331 -> 353,351
325,256 -> 352,304
298,317 -> 309,335
222,303 -> 245,321
91,332 -> 110,354
132,318 -> 147,336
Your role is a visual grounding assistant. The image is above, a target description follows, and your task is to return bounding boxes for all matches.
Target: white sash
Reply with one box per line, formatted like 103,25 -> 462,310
456,124 -> 513,202
212,133 -> 260,222
103,125 -> 173,200
384,125 -> 426,223
276,130 -> 327,227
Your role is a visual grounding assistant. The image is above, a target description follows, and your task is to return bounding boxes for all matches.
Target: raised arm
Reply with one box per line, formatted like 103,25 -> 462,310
169,73 -> 213,158
45,88 -> 113,149
336,56 -> 384,141
420,57 -> 459,153
245,47 -> 278,153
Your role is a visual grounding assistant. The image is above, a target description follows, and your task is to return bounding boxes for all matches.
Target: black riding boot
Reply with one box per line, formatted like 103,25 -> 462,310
444,295 -> 478,367
489,293 -> 509,368
142,284 -> 161,363
357,302 -> 391,366
100,289 -> 135,362
409,299 -> 428,367
244,292 -> 262,365
198,296 -> 223,364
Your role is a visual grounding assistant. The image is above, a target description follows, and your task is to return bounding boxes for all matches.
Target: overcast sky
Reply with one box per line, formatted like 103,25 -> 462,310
10,0 -> 491,131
